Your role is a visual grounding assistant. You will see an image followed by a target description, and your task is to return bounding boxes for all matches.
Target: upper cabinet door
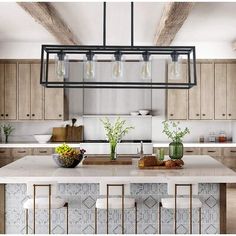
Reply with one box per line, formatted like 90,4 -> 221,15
215,64 -> 227,120
200,63 -> 214,120
4,64 -> 17,120
31,64 -> 43,120
0,64 -> 4,120
167,64 -> 188,120
227,63 -> 236,119
44,64 -> 64,120
188,63 -> 201,120
18,63 -> 31,120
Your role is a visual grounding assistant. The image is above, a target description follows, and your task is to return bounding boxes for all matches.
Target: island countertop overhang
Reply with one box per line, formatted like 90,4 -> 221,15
0,155 -> 236,184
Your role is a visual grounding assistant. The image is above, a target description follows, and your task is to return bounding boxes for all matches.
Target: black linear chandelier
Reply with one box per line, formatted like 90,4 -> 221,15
40,2 -> 197,89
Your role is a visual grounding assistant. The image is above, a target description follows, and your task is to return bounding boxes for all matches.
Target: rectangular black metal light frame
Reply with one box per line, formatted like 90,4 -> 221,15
40,45 -> 197,89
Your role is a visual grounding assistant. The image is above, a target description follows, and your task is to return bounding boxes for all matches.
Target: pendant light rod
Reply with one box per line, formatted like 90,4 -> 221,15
103,2 -> 106,46
131,2 -> 134,47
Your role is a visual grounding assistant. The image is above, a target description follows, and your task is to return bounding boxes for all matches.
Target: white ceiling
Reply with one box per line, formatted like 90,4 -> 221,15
0,2 -> 236,48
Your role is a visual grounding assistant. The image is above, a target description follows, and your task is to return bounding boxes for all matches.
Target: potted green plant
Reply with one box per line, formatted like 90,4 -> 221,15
1,124 -> 14,143
162,121 -> 190,159
101,117 -> 134,160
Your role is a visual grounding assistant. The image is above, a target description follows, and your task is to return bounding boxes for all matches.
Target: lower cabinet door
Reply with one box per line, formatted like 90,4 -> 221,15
33,148 -> 53,155
12,148 -> 32,161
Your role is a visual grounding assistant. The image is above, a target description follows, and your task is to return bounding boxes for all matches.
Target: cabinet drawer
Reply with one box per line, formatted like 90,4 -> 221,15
12,148 -> 32,160
33,148 -> 53,155
223,156 -> 236,169
0,148 -> 11,157
223,148 -> 236,157
0,156 -> 13,167
184,147 -> 201,155
201,147 -> 222,157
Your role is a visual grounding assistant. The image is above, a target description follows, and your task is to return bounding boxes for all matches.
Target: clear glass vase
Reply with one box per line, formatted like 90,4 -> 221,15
110,142 -> 117,160
169,141 -> 183,159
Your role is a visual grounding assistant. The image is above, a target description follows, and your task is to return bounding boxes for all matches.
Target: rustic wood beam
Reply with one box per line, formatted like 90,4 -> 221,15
154,2 -> 195,46
18,2 -> 79,45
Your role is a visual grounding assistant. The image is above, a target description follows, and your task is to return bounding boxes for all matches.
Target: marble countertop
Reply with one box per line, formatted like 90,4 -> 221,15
0,142 -> 236,148
0,155 -> 236,184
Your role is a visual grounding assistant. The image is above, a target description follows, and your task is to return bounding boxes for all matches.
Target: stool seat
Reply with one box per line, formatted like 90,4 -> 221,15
161,197 -> 202,209
96,197 -> 135,209
23,197 -> 66,210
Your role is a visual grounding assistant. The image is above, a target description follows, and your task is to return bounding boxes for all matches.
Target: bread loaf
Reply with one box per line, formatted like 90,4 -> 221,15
138,155 -> 157,167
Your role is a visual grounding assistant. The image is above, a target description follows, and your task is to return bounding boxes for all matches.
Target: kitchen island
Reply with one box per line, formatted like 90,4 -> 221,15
0,155 -> 235,234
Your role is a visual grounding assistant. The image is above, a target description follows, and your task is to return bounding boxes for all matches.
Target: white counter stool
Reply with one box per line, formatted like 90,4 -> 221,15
159,183 -> 202,234
23,181 -> 68,234
95,182 -> 137,234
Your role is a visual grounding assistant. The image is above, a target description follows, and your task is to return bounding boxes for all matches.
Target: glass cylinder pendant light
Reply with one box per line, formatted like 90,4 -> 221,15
140,51 -> 151,80
55,52 -> 69,80
84,51 -> 95,79
169,51 -> 182,80
112,51 -> 123,79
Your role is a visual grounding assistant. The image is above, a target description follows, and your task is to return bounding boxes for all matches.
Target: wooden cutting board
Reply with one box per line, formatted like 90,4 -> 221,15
138,165 -> 183,170
52,126 -> 83,142
82,156 -> 132,165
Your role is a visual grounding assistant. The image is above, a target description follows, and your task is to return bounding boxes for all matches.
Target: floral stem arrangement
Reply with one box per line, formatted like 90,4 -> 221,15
1,123 -> 14,143
101,117 -> 134,160
53,143 -> 86,168
162,121 -> 190,159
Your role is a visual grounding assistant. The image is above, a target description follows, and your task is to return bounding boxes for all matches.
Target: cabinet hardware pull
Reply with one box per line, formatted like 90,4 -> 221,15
59,114 -> 62,117
27,114 -> 30,117
17,151 -> 26,153
208,150 -> 216,153
0,151 -> 5,153
1,114 -> 3,117
170,114 -> 174,116
228,114 -> 232,116
202,114 -> 206,116
196,114 -> 199,116
39,151 -> 47,153
222,114 -> 226,116
230,150 -> 236,153
32,114 -> 35,117
185,150 -> 194,153
5,114 -> 8,117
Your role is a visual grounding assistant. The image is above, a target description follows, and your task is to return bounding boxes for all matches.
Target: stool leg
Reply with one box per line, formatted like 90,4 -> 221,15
159,202 -> 162,234
33,185 -> 36,234
106,185 -> 109,234
66,203 -> 69,234
25,209 -> 28,234
190,184 -> 193,234
95,207 -> 97,234
135,202 -> 137,234
199,208 -> 201,234
48,185 -> 51,234
122,185 -> 124,234
174,185 -> 177,234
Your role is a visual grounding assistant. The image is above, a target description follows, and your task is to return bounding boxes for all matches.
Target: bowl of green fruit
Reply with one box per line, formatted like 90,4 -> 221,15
53,143 -> 86,168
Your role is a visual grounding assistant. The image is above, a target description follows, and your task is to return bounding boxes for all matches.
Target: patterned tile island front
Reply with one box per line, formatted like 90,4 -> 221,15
0,155 -> 236,234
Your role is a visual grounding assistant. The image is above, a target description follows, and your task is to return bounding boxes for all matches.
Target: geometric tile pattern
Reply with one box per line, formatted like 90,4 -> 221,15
5,183 -> 220,234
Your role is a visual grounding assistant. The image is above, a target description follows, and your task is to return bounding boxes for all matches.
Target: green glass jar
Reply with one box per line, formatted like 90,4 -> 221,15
169,142 -> 183,159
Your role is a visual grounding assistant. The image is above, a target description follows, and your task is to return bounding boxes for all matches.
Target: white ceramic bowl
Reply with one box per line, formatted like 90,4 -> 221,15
139,110 -> 149,116
34,135 -> 52,144
130,111 -> 139,116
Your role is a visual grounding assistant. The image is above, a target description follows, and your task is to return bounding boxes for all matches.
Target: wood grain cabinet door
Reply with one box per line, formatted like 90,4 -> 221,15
167,64 -> 188,120
227,64 -> 236,119
200,63 -> 214,120
44,64 -> 64,120
215,64 -> 227,120
4,64 -> 17,120
188,64 -> 201,120
0,149 -> 13,167
31,63 -> 43,120
0,64 -> 4,120
18,63 -> 31,120
12,148 -> 32,161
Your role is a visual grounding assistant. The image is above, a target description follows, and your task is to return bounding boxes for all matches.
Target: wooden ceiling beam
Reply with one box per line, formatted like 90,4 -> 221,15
18,2 -> 80,45
154,2 -> 195,46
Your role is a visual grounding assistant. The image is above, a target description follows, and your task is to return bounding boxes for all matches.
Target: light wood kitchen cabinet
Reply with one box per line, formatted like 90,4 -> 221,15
44,64 -> 65,120
0,63 -> 17,120
12,148 -> 32,161
167,64 -> 188,120
18,63 -> 43,120
184,147 -> 201,155
215,64 -> 227,119
188,64 -> 201,120
0,149 -> 13,167
200,63 -> 214,120
226,64 -> 236,119
33,148 -> 53,155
